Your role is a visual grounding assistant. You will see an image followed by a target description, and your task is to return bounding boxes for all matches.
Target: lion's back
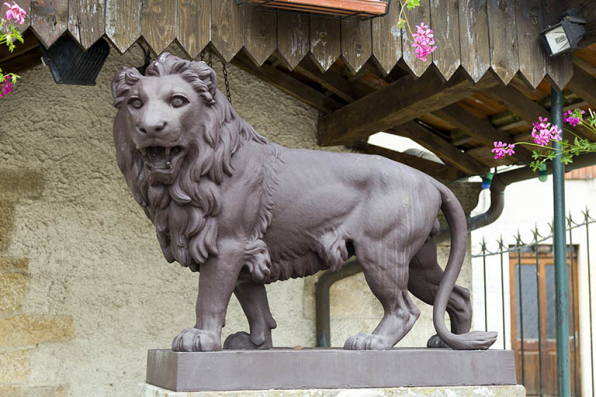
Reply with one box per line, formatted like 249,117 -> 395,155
263,147 -> 441,269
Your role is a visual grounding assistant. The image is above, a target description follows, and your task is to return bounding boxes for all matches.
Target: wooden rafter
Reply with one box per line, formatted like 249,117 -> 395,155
232,55 -> 342,114
435,104 -> 534,162
354,142 -> 465,181
317,69 -> 498,146
293,61 -> 366,103
567,63 -> 596,108
389,121 -> 488,175
486,84 -> 594,141
562,0 -> 596,49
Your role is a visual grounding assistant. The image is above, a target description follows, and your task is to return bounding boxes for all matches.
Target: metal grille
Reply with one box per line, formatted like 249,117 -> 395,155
473,210 -> 596,397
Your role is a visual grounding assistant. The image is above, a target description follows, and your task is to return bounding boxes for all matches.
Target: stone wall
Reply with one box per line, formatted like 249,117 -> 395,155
0,170 -> 71,397
0,42 -> 479,397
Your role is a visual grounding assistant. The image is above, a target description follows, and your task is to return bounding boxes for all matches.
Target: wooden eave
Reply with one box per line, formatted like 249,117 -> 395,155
3,0 -> 596,183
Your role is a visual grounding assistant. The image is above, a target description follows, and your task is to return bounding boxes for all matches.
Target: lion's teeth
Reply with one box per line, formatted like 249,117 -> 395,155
165,147 -> 171,156
139,148 -> 147,156
165,162 -> 172,169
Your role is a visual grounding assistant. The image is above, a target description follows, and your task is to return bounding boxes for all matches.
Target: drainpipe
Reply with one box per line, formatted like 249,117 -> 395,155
315,153 -> 596,347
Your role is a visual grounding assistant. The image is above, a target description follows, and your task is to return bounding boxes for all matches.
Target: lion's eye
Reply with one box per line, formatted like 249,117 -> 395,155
170,96 -> 188,108
128,98 -> 143,109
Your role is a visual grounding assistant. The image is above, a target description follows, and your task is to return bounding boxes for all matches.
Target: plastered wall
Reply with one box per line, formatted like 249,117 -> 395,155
0,43 -> 477,397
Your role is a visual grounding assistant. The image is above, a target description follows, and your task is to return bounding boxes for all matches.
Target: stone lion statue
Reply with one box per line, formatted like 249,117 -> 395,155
111,53 -> 497,352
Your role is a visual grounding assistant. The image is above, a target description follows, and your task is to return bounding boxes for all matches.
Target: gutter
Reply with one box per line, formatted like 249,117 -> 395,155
315,153 -> 596,347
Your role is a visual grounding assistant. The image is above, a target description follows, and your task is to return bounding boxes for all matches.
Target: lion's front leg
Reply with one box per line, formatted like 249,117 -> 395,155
172,242 -> 244,352
224,281 -> 277,350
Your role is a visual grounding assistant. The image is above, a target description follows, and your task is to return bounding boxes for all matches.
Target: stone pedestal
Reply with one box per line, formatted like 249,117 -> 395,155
145,349 -> 520,393
140,384 -> 526,396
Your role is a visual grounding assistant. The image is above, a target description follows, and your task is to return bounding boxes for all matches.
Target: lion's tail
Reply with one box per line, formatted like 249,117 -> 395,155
432,182 -> 497,350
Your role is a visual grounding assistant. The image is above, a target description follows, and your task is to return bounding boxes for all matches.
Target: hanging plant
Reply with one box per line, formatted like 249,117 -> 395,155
0,1 -> 26,98
492,108 -> 596,171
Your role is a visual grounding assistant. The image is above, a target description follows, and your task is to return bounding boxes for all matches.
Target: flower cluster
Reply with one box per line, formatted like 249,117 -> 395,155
531,117 -> 562,147
1,1 -> 26,99
4,1 -> 25,24
395,2 -> 437,62
563,109 -> 585,127
412,23 -> 437,62
492,141 -> 516,160
0,75 -> 12,97
491,108 -> 596,172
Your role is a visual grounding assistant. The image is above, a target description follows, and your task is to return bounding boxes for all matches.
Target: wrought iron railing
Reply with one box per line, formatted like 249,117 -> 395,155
473,209 -> 596,397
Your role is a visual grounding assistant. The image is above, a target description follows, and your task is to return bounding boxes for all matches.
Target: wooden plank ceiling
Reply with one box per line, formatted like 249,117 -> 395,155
2,0 -> 596,183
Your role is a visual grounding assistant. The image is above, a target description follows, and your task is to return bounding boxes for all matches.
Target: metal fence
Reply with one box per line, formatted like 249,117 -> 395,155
473,210 -> 596,397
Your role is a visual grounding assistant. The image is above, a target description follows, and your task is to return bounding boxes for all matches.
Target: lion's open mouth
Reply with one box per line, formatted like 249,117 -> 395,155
138,146 -> 185,184
138,146 -> 182,170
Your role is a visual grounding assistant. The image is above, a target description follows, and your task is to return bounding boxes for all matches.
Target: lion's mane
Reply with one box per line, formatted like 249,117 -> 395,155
112,53 -> 275,273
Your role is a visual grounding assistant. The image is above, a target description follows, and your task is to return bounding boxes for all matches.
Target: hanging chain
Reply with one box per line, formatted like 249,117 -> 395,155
199,48 -> 213,68
200,48 -> 231,104
222,59 -> 232,104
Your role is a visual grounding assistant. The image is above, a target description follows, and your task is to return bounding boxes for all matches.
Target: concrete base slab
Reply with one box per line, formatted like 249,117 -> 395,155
146,349 -> 518,392
140,383 -> 526,396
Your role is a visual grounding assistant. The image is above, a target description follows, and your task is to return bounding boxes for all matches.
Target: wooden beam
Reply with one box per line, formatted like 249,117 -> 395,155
0,30 -> 40,63
355,142 -> 465,181
567,63 -> 596,108
561,0 -> 596,48
232,56 -> 342,114
390,121 -> 488,175
485,85 -> 547,122
0,47 -> 42,75
486,84 -> 594,140
293,61 -> 366,103
435,104 -> 534,162
465,145 -> 518,167
317,69 -> 497,146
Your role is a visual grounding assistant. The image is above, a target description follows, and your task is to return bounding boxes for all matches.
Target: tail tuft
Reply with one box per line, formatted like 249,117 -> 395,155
446,331 -> 498,350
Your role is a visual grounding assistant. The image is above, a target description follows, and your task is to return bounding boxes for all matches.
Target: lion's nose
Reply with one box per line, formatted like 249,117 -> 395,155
138,121 -> 167,136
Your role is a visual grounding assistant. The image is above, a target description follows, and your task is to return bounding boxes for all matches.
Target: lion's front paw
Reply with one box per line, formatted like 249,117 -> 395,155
223,331 -> 272,350
172,328 -> 222,352
343,332 -> 394,350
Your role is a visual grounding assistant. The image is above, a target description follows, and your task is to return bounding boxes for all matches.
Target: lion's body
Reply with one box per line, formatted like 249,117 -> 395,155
112,53 -> 497,352
255,146 -> 440,283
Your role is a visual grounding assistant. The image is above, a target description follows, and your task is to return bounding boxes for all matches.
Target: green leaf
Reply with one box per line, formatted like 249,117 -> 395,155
406,0 -> 421,9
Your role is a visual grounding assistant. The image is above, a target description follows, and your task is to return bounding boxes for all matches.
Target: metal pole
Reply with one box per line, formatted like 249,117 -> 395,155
552,88 -> 571,397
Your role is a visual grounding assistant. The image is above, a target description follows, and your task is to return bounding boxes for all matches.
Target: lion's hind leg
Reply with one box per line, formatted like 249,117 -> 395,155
344,246 -> 421,350
224,281 -> 277,350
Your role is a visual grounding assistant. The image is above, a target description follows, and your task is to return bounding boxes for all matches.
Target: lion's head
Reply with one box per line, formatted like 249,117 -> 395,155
112,53 -> 267,270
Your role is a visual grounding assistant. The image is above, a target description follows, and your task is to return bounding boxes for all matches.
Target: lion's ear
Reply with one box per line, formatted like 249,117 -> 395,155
111,66 -> 143,109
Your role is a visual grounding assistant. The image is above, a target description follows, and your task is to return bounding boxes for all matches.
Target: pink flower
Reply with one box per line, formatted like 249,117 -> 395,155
412,22 -> 437,61
563,109 -> 585,127
531,117 -> 562,147
0,75 -> 12,97
492,141 -> 516,160
3,2 -> 26,24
